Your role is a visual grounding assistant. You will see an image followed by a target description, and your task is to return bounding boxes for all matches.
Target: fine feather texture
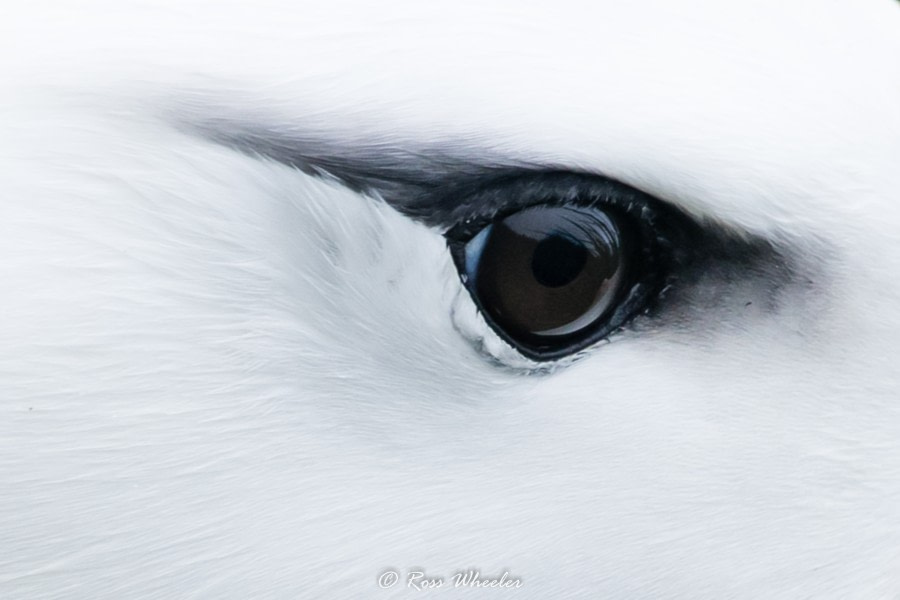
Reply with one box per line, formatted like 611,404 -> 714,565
1,0 -> 900,598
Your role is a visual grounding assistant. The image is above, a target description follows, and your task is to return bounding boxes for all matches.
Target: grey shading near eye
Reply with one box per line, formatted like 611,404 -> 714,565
179,113 -> 825,331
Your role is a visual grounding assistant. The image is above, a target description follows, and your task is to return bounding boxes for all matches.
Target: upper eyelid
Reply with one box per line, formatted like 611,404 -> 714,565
440,170 -> 670,241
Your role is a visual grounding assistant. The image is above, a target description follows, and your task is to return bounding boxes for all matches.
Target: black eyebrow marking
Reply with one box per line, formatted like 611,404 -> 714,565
182,118 -> 550,228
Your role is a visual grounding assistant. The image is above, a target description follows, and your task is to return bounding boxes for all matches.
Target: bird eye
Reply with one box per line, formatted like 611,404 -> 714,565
462,204 -> 631,340
445,172 -> 688,361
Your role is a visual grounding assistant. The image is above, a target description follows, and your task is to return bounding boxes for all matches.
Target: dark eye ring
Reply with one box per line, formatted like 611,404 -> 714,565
444,172 -> 692,361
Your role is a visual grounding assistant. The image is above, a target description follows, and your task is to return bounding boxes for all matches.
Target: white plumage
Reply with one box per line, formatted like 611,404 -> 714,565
1,0 -> 899,597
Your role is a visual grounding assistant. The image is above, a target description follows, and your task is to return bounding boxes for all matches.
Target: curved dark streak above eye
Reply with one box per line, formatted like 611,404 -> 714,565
182,118 -> 528,227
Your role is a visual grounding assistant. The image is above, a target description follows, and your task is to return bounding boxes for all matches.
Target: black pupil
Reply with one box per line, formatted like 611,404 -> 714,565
531,234 -> 587,288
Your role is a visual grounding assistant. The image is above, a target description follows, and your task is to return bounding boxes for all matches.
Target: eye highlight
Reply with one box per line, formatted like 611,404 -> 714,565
445,172 -> 692,361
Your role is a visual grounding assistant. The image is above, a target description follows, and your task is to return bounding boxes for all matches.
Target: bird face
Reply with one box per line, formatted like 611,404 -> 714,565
2,1 -> 899,597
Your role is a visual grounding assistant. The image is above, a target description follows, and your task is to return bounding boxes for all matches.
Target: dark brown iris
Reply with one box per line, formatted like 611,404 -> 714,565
470,205 -> 627,341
